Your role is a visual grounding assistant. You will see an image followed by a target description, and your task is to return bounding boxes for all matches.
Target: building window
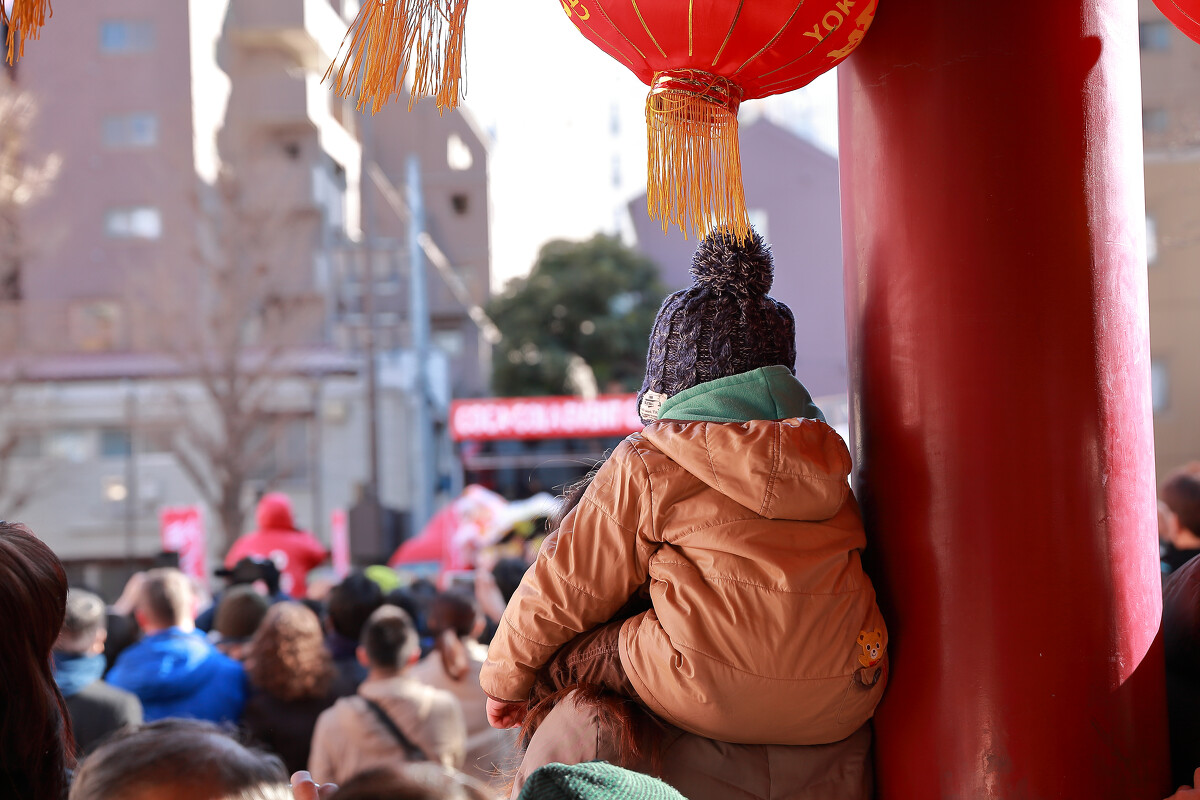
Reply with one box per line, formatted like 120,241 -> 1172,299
1146,214 -> 1159,266
1140,20 -> 1171,51
46,429 -> 91,463
105,207 -> 162,239
103,113 -> 158,148
248,417 -> 311,483
99,428 -> 133,458
1144,108 -> 1169,134
447,133 -> 473,171
100,21 -> 155,53
433,329 -> 465,356
1152,359 -> 1170,414
13,432 -> 42,459
68,300 -> 123,351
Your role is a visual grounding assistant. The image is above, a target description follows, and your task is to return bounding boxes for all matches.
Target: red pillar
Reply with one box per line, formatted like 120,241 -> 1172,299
839,2 -> 1170,798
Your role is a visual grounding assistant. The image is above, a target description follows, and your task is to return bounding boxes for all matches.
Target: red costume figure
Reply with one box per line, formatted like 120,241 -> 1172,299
224,493 -> 328,597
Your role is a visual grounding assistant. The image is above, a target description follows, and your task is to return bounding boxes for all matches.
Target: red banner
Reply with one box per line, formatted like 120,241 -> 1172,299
330,509 -> 350,579
450,394 -> 642,441
160,505 -> 208,589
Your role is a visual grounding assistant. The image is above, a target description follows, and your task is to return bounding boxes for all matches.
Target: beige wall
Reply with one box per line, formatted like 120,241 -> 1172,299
3,1 -> 491,562
368,103 -> 493,397
18,0 -> 198,353
1141,1 -> 1200,481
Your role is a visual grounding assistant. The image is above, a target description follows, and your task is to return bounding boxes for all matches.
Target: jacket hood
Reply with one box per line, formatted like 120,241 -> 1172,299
643,368 -> 850,520
256,492 -> 296,531
642,418 -> 851,520
657,366 -> 825,424
109,629 -> 226,702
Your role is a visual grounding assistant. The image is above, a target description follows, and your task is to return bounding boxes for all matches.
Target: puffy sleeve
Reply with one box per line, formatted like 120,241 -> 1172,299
479,439 -> 654,702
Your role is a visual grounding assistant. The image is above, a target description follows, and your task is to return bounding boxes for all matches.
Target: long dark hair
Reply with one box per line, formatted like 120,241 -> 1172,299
427,591 -> 480,681
0,522 -> 74,799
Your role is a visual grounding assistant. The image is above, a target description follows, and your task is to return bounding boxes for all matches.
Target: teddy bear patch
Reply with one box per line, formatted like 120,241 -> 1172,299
857,629 -> 883,667
854,630 -> 884,688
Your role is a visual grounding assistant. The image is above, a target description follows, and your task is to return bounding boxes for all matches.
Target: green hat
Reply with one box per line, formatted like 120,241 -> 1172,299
518,762 -> 686,800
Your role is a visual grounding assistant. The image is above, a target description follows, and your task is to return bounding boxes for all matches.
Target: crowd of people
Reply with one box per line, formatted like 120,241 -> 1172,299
9,231 -> 1200,799
0,511 -> 533,799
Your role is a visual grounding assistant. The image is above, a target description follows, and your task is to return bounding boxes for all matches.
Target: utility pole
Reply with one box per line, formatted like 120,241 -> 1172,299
359,114 -> 383,547
123,379 -> 139,567
407,154 -> 433,533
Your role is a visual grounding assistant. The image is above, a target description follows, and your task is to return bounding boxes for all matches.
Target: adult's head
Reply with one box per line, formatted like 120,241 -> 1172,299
134,568 -> 196,635
326,571 -> 384,642
256,492 -> 297,532
0,521 -> 73,800
1160,500 -> 1181,546
383,587 -> 423,629
69,719 -> 288,800
332,764 -> 489,800
492,558 -> 530,605
358,605 -> 420,673
57,588 -> 109,656
636,229 -> 796,424
213,585 -> 270,660
215,556 -> 282,597
427,592 -> 482,682
246,602 -> 333,703
427,591 -> 480,640
1163,467 -> 1200,539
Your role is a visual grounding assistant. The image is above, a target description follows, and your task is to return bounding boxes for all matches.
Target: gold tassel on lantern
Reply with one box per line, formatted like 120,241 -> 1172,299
325,0 -> 468,114
2,0 -> 53,65
646,70 -> 749,244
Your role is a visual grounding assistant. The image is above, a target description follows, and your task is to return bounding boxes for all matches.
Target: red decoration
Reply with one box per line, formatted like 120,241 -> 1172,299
329,0 -> 878,240
561,0 -> 878,240
1153,0 -> 1200,43
3,0 -> 52,64
449,394 -> 641,441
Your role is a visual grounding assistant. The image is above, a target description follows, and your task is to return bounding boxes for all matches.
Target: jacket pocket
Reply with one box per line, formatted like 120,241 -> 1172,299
835,651 -> 888,728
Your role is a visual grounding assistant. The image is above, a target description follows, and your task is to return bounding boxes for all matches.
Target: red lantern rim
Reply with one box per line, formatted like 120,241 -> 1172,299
648,70 -> 744,116
1152,0 -> 1200,44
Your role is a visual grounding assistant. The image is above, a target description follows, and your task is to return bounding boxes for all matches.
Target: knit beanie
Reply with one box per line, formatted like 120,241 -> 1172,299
637,228 -> 796,423
517,762 -> 686,800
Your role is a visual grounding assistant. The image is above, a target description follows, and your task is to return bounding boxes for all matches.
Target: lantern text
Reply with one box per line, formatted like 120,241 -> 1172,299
803,0 -> 857,41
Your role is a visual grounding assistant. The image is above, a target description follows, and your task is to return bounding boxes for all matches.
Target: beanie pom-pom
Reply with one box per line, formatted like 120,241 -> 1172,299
690,227 -> 773,296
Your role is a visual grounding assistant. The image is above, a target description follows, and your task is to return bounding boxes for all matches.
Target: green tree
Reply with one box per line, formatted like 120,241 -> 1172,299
488,235 -> 667,397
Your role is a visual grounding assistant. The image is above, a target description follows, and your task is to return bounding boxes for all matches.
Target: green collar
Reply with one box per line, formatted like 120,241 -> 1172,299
657,366 -> 825,423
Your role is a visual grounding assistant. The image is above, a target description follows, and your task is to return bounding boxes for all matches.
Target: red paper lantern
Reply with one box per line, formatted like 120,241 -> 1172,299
1153,0 -> 1200,44
328,0 -> 877,241
561,0 -> 878,240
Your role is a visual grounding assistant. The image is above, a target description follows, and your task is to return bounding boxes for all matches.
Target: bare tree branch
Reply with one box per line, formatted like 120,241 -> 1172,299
130,149 -> 322,549
0,77 -> 57,514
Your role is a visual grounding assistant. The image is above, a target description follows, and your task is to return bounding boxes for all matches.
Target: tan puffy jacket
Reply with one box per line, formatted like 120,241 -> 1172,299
480,417 -> 888,746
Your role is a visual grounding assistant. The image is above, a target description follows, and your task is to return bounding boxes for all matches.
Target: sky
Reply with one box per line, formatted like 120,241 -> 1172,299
458,2 -> 841,292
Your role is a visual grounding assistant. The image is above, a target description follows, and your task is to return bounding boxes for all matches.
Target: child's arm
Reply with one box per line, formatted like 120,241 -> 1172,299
480,440 -> 652,705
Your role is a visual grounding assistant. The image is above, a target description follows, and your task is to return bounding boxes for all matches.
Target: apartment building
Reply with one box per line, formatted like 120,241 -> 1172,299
1140,0 -> 1200,480
0,0 -> 491,582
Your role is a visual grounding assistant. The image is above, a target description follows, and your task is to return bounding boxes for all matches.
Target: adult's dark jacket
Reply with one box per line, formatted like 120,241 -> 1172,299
242,688 -> 346,774
1163,554 -> 1200,787
54,652 -> 143,755
67,682 -> 143,755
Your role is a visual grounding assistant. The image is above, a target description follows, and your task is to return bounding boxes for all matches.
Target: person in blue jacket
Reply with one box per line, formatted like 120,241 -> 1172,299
107,567 -> 246,724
